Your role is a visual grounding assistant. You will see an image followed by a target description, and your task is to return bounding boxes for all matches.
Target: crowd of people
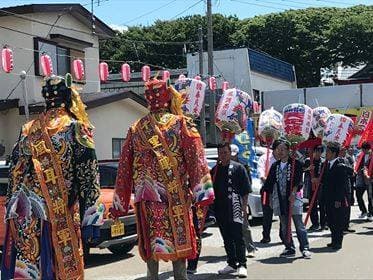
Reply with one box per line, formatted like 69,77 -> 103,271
203,139 -> 372,277
1,73 -> 371,280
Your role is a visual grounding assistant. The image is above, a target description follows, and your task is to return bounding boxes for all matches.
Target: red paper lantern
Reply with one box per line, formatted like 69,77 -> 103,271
40,54 -> 53,77
162,70 -> 170,81
222,81 -> 229,91
194,75 -> 201,80
141,65 -> 150,82
99,62 -> 109,82
178,74 -> 186,80
2,47 -> 13,73
73,59 -> 84,80
209,76 -> 217,91
121,63 -> 131,82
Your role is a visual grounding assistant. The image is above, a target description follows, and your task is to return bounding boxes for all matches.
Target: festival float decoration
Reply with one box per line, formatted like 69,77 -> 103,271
215,88 -> 252,142
312,107 -> 331,138
209,76 -> 217,91
174,77 -> 207,118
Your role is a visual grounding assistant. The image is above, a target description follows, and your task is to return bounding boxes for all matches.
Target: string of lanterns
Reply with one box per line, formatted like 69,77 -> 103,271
1,46 -> 234,91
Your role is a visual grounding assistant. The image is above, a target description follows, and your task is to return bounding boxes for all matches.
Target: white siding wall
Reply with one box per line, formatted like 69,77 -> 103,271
251,71 -> 295,92
88,99 -> 148,160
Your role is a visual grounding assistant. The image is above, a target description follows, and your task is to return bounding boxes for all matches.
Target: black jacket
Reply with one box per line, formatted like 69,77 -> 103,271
321,158 -> 352,205
263,158 -> 304,197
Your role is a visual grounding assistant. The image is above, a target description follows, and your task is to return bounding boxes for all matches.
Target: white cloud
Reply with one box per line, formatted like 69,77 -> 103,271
109,24 -> 128,33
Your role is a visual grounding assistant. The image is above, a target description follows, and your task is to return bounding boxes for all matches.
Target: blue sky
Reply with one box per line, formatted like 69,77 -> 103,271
1,0 -> 373,31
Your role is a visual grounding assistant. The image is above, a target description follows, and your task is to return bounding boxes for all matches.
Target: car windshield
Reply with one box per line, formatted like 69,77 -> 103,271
99,163 -> 118,189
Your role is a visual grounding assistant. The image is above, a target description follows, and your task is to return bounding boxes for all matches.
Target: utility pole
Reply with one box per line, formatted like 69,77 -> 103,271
198,26 -> 207,145
207,0 -> 217,145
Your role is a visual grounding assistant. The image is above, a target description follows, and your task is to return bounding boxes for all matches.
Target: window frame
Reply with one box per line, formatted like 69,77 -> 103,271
112,138 -> 126,159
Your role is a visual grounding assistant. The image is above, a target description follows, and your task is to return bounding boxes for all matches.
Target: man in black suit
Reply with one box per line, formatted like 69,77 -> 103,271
322,143 -> 352,250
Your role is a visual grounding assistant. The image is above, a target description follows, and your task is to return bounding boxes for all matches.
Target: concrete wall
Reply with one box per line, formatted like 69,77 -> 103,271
88,99 -> 148,160
0,109 -> 33,159
0,12 -> 100,104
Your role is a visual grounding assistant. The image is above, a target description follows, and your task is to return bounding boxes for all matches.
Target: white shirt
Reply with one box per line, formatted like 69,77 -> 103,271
329,158 -> 338,169
258,149 -> 276,179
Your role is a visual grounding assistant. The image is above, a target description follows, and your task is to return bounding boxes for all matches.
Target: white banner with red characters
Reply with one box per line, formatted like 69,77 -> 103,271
174,78 -> 206,118
356,110 -> 372,133
215,88 -> 252,135
283,103 -> 313,144
323,114 -> 354,145
258,107 -> 283,143
312,107 -> 331,138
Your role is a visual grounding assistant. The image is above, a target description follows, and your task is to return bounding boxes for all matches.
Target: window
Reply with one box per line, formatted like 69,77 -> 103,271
34,38 -> 70,76
112,138 -> 125,159
253,89 -> 260,102
98,166 -> 117,188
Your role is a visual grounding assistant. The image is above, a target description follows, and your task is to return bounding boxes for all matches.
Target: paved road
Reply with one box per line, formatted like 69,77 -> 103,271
85,205 -> 373,279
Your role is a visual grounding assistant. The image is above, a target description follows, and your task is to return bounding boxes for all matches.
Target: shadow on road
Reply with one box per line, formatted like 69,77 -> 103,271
258,256 -> 302,265
309,246 -> 337,254
85,252 -> 136,268
134,272 -> 246,280
255,241 -> 282,248
198,255 -> 226,264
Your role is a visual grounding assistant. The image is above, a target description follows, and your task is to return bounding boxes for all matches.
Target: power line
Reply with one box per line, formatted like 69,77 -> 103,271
170,0 -> 204,20
123,0 -> 178,25
229,0 -> 285,11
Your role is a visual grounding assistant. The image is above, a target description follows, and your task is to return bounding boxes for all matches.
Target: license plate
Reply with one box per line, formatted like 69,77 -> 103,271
111,221 -> 125,237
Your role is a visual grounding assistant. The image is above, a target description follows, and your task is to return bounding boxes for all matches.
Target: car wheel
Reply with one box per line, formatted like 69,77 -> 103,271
108,242 -> 136,255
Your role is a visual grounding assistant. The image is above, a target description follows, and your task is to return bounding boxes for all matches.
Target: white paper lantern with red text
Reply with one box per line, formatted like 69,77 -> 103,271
141,65 -> 150,82
312,107 -> 331,138
174,78 -> 206,118
40,54 -> 53,77
216,88 -> 252,134
99,62 -> 109,82
209,76 -> 217,91
194,75 -> 201,80
73,59 -> 84,80
1,47 -> 13,73
258,107 -> 283,144
283,103 -> 313,144
121,63 -> 131,82
323,114 -> 354,146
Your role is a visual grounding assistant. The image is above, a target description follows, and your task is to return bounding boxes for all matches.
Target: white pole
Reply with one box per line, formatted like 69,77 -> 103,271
20,71 -> 30,121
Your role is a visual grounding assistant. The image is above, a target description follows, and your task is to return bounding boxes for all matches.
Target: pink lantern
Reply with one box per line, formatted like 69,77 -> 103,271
2,47 -> 13,73
194,75 -> 201,80
222,81 -> 229,91
141,65 -> 150,82
209,76 -> 217,91
40,54 -> 53,77
162,70 -> 170,81
178,74 -> 186,80
121,63 -> 131,82
99,62 -> 109,82
73,59 -> 84,80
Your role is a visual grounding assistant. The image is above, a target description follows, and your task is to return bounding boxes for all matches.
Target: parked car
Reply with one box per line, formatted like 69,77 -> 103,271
0,160 -> 137,257
85,160 -> 137,256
